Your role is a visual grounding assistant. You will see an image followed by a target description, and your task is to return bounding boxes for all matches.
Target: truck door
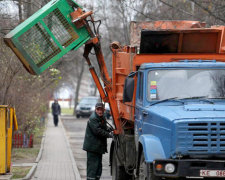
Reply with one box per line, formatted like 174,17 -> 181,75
135,71 -> 144,140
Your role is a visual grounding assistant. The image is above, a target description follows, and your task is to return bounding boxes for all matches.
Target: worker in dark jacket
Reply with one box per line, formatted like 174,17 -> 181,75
51,99 -> 61,126
83,102 -> 113,180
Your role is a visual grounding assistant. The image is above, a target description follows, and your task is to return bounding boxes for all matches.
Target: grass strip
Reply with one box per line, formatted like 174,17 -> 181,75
11,166 -> 31,179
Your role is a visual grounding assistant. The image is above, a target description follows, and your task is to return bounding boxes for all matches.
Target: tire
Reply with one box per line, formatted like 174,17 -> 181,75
138,152 -> 160,180
112,150 -> 133,180
76,115 -> 80,118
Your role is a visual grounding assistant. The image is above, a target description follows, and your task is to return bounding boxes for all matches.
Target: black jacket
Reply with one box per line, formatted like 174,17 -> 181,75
51,102 -> 61,115
83,112 -> 111,154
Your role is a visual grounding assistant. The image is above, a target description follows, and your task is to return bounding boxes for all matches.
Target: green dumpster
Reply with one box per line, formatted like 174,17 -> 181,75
4,0 -> 91,75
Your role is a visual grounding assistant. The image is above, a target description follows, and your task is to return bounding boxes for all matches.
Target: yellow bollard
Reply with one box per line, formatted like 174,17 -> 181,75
0,106 -> 18,174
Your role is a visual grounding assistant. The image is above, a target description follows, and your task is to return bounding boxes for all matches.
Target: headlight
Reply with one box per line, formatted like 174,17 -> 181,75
164,163 -> 175,173
91,106 -> 95,111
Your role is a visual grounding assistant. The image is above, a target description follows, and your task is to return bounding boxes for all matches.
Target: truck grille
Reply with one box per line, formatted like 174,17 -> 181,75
176,121 -> 225,154
80,107 -> 91,110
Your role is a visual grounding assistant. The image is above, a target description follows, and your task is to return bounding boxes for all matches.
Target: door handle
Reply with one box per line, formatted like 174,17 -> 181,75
142,111 -> 148,117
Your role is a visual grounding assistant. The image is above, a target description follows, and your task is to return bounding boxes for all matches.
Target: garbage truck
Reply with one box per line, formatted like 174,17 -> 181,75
4,0 -> 225,179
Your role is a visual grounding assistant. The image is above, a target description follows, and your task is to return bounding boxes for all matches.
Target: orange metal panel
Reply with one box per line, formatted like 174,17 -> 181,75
112,51 -> 137,122
113,52 -> 132,101
133,54 -> 225,66
181,32 -> 220,53
211,26 -> 225,53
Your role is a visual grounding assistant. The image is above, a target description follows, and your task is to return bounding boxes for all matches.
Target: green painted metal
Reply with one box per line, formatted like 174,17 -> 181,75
4,0 -> 91,75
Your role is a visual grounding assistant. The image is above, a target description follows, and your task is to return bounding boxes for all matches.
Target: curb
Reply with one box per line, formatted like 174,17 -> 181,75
12,121 -> 47,180
35,133 -> 46,163
22,164 -> 37,180
61,117 -> 82,180
23,127 -> 46,180
24,133 -> 45,180
0,174 -> 12,180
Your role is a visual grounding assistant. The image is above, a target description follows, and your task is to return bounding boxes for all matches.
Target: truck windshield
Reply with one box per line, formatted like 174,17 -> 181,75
148,69 -> 225,101
79,98 -> 98,105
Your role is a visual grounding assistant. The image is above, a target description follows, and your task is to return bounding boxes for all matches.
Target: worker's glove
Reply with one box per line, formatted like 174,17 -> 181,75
108,131 -> 114,138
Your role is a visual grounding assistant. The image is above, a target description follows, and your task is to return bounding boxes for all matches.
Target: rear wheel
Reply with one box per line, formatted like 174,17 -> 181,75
112,150 -> 133,180
76,115 -> 80,118
138,152 -> 160,180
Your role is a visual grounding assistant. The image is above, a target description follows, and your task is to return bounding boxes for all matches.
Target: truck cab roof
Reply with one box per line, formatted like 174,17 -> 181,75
139,60 -> 225,70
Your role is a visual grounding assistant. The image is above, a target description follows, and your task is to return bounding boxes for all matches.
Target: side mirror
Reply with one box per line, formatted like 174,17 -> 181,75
123,72 -> 136,102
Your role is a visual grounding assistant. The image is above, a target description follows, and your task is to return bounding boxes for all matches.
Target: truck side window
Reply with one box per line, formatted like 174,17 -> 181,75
138,72 -> 143,102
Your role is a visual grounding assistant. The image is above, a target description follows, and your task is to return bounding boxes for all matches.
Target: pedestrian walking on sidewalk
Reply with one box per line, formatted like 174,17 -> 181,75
51,99 -> 61,127
83,102 -> 113,180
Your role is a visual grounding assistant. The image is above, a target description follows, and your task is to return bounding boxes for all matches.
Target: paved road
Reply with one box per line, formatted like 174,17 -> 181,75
61,115 -> 112,180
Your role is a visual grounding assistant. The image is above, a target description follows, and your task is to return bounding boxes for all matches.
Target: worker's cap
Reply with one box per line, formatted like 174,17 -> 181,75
95,102 -> 105,109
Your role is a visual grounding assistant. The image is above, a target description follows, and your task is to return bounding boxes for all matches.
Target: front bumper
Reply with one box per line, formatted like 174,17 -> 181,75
153,159 -> 225,178
76,110 -> 93,116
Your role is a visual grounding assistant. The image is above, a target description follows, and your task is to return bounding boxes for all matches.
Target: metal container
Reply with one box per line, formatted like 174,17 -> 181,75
0,106 -> 18,174
4,0 -> 91,75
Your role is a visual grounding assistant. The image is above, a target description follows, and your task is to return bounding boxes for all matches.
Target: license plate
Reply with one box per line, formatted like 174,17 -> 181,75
81,110 -> 89,113
200,170 -> 225,177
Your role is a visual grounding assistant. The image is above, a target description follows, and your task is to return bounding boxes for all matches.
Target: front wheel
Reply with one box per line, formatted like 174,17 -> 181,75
138,152 -> 160,180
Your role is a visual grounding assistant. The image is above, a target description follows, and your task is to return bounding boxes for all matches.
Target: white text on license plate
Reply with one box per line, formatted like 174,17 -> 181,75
200,170 -> 225,177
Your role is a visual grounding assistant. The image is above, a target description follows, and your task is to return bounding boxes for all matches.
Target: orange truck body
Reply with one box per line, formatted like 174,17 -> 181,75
110,21 -> 225,132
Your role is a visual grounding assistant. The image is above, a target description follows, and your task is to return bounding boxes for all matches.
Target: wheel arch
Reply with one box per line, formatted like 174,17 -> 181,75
138,135 -> 166,163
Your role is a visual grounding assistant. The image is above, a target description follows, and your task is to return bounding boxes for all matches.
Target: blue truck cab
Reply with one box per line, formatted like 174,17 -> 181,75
135,61 -> 225,178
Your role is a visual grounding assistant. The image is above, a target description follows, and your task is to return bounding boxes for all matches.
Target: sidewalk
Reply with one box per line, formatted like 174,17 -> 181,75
31,115 -> 80,180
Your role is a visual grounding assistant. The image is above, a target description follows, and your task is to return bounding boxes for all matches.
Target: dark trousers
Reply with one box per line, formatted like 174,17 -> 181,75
53,115 -> 58,126
87,151 -> 102,180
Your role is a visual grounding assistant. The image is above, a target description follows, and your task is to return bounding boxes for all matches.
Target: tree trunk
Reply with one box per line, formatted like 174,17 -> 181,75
73,60 -> 85,115
26,0 -> 32,18
93,85 -> 97,96
18,0 -> 23,22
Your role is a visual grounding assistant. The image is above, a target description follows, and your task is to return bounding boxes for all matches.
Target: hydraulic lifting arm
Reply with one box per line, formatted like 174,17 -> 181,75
71,9 -> 122,134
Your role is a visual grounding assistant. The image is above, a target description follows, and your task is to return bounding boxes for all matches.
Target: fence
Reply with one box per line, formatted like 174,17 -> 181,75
13,133 -> 33,148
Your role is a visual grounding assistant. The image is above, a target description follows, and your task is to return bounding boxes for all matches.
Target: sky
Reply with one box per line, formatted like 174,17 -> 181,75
0,1 -> 18,16
54,87 -> 73,99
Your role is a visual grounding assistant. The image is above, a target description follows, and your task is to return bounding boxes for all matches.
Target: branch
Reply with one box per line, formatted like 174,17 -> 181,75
124,4 -> 155,20
189,0 -> 225,24
12,0 -> 43,9
158,0 -> 202,20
